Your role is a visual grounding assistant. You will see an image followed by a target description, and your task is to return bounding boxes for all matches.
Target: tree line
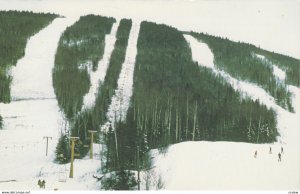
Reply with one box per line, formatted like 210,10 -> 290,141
189,32 -> 298,112
54,18 -> 132,164
104,21 -> 278,178
53,14 -> 115,121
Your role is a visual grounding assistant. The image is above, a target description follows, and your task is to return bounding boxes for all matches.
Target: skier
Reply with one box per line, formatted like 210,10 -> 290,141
281,146 -> 284,154
42,180 -> 46,189
38,179 -> 42,188
278,152 -> 281,162
254,150 -> 257,158
269,147 -> 272,154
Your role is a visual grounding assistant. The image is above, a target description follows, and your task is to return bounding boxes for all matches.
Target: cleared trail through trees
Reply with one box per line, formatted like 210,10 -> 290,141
169,34 -> 300,189
82,20 -> 120,110
102,21 -> 141,130
0,17 -> 78,185
184,34 -> 300,143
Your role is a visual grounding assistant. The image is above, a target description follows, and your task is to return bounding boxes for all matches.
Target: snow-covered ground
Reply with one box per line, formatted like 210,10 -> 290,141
254,53 -> 286,82
82,20 -> 120,110
102,21 -> 140,131
144,35 -> 300,190
0,0 -> 299,191
0,17 -> 102,190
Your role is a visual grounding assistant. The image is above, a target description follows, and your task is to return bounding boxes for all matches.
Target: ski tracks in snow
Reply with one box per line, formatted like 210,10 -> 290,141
102,21 -> 141,131
82,20 -> 120,110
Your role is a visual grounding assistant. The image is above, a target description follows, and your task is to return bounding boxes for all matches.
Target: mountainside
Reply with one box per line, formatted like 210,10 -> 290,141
0,11 -> 57,129
0,5 -> 299,191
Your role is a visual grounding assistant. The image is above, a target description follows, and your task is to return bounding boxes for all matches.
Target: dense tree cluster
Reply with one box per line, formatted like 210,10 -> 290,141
0,10 -> 57,129
53,14 -> 115,120
190,32 -> 298,112
257,49 -> 300,86
105,22 -> 278,173
53,18 -> 132,162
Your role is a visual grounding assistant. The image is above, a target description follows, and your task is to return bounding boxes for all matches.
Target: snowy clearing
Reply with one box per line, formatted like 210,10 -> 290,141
254,53 -> 286,82
82,20 -> 120,110
273,65 -> 286,81
102,21 -> 140,131
146,35 -> 300,190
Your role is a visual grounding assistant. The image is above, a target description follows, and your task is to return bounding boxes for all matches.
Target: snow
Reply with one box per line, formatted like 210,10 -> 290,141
273,65 -> 286,81
254,53 -> 286,82
82,20 -> 120,109
183,34 -> 214,68
145,35 -> 300,190
0,0 -> 299,190
0,143 -> 102,190
102,21 -> 140,130
0,17 -> 102,190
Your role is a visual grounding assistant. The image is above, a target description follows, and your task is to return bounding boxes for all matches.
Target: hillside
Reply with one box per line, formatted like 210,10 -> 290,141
0,2 -> 299,190
0,11 -> 57,128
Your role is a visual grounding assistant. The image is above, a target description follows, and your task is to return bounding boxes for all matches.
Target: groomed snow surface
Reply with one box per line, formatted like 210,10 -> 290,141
102,21 -> 140,131
0,17 -> 102,190
145,35 -> 300,190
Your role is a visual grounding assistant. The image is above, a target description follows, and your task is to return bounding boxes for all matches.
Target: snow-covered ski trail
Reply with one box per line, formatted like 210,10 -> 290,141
184,34 -> 299,142
82,20 -> 120,109
102,21 -> 141,130
145,34 -> 300,190
254,53 -> 286,82
0,17 -> 79,187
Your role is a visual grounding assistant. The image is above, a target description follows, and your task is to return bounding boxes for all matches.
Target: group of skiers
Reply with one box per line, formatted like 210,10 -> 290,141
38,179 -> 46,189
254,146 -> 284,162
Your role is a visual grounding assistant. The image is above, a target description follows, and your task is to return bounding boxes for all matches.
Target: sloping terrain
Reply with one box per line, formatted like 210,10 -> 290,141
0,11 -> 57,128
0,16 -> 79,188
0,1 -> 299,190
145,36 -> 300,189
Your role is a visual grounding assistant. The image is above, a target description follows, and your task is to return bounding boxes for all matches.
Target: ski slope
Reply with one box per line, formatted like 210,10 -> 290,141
0,17 -> 103,190
82,20 -> 120,109
102,21 -> 140,131
143,35 -> 300,190
0,0 -> 299,190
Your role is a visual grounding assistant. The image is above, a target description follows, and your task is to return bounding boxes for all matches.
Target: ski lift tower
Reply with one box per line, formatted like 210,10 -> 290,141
69,137 -> 79,178
88,130 -> 97,159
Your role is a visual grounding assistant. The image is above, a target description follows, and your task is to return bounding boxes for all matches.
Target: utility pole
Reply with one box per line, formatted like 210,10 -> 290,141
43,136 -> 52,156
88,130 -> 97,159
69,137 -> 79,178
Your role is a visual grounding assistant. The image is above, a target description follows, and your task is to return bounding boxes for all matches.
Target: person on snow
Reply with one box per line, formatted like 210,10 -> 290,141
278,152 -> 281,162
269,147 -> 272,154
38,179 -> 42,188
42,180 -> 46,189
281,146 -> 284,154
254,150 -> 257,158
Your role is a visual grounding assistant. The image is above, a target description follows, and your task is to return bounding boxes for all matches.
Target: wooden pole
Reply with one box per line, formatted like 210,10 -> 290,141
43,136 -> 52,156
69,137 -> 79,178
88,130 -> 97,159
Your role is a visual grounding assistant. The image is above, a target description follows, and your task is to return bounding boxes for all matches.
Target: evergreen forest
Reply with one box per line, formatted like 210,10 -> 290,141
190,32 -> 300,112
103,21 -> 278,177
